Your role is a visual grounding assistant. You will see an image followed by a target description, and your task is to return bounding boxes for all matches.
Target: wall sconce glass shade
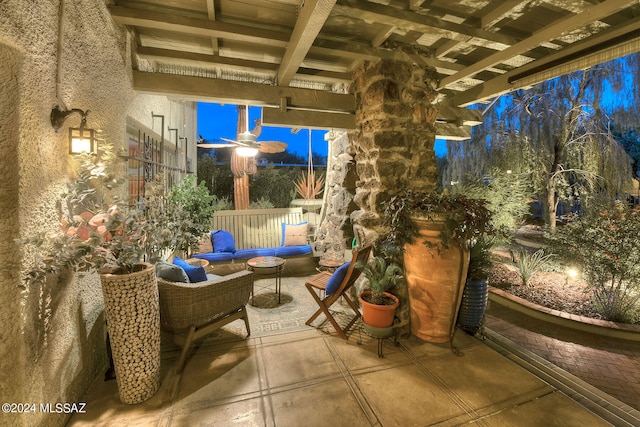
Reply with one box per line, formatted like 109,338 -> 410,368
69,126 -> 96,154
50,105 -> 97,155
235,146 -> 259,157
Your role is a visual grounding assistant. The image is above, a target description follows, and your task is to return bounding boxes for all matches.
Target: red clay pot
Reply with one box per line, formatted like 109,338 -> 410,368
359,291 -> 399,328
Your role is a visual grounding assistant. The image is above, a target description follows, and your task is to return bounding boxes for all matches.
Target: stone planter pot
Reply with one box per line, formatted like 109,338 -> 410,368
456,278 -> 488,335
358,291 -> 399,328
100,262 -> 161,404
403,216 -> 470,343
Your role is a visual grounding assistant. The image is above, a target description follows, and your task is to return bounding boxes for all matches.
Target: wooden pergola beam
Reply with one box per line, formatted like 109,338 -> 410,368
278,0 -> 336,86
435,123 -> 472,141
132,71 -> 355,113
333,0 -> 518,47
439,0 -> 635,89
110,6 -> 289,47
450,16 -> 640,106
262,107 -> 355,129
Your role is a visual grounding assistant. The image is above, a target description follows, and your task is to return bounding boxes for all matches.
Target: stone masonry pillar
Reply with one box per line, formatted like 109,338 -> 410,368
348,58 -> 440,327
349,58 -> 440,243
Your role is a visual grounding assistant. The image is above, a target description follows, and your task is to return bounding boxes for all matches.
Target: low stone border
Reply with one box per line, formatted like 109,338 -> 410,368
489,287 -> 640,342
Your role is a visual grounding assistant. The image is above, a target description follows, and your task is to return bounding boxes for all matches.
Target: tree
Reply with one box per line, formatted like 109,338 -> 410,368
445,64 -> 634,232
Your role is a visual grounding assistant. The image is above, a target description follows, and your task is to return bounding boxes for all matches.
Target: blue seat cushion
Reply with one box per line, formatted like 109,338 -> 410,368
326,262 -> 351,295
173,256 -> 208,283
233,248 -> 276,260
274,245 -> 313,257
156,261 -> 189,283
212,230 -> 236,253
192,252 -> 234,263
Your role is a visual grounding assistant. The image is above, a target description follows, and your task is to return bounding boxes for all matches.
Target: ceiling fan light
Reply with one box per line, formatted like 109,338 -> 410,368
236,146 -> 259,157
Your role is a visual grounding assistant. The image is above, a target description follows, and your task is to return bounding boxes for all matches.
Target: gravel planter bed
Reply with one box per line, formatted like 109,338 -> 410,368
488,261 -> 603,320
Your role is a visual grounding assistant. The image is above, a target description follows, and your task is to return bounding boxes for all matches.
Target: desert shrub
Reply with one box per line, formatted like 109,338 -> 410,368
197,156 -> 234,200
250,197 -> 274,209
211,196 -> 233,211
548,201 -> 640,322
514,248 -> 555,287
168,175 -> 218,256
250,165 -> 299,207
460,169 -> 531,244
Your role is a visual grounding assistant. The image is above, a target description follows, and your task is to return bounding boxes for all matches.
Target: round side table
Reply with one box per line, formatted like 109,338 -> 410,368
318,258 -> 345,273
246,256 -> 286,304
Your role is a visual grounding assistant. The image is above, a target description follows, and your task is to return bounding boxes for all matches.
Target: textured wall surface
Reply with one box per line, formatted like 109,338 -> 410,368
349,59 -> 439,244
314,131 -> 357,260
0,1 -> 196,426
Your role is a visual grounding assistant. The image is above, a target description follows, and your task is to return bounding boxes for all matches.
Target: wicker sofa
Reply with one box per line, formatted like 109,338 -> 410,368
192,207 -> 318,276
157,270 -> 253,372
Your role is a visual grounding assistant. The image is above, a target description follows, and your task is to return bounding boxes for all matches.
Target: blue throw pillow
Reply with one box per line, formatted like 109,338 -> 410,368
156,261 -> 189,283
212,230 -> 236,253
325,262 -> 350,295
173,256 -> 208,283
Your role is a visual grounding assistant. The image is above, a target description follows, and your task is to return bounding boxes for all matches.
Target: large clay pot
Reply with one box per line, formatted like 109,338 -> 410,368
403,216 -> 469,343
359,291 -> 399,328
100,262 -> 161,404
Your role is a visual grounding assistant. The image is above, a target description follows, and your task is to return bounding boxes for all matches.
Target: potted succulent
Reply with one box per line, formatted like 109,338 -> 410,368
456,236 -> 493,335
19,141 -> 189,404
355,256 -> 403,328
381,191 -> 492,344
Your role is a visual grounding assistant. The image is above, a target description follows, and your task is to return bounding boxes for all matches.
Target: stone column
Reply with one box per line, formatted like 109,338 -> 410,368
314,131 -> 357,261
349,58 -> 440,327
349,58 -> 439,244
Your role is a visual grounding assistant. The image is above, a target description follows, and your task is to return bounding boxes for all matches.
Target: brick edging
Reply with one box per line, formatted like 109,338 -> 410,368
488,287 -> 640,342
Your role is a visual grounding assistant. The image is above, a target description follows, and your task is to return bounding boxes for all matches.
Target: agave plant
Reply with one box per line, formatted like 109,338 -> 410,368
355,256 -> 403,305
293,170 -> 325,199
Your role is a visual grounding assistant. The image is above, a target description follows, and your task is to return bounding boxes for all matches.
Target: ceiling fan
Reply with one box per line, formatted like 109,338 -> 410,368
196,105 -> 287,156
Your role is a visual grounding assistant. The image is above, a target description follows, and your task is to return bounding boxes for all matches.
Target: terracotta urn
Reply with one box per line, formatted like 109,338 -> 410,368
402,216 -> 470,343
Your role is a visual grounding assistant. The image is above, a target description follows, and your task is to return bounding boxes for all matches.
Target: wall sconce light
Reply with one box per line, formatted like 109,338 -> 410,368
50,105 -> 96,154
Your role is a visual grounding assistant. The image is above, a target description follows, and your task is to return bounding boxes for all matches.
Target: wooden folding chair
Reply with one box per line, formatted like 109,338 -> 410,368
305,246 -> 372,339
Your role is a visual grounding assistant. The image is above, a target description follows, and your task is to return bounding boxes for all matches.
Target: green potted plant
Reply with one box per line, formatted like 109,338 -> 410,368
457,236 -> 493,335
381,191 -> 493,344
19,141 -> 186,405
355,256 -> 403,328
167,174 -> 217,258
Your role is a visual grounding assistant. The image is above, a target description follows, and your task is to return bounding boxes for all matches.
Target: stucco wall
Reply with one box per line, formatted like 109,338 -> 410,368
0,1 -> 196,426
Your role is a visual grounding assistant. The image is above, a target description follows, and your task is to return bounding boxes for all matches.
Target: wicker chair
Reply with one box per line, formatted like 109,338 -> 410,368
157,270 -> 254,373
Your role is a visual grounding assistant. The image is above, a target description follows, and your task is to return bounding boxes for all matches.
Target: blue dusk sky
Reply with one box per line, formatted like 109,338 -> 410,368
197,102 -> 448,158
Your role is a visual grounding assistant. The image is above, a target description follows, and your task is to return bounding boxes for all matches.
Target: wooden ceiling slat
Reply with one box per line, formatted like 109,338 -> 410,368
108,0 -> 640,115
277,0 -> 336,86
110,5 -> 289,46
439,0 -> 636,90
333,0 -> 519,47
132,70 -> 355,112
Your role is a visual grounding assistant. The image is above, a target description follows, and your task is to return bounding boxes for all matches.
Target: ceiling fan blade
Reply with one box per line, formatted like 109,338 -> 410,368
197,143 -> 236,148
220,137 -> 240,145
258,142 -> 288,153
